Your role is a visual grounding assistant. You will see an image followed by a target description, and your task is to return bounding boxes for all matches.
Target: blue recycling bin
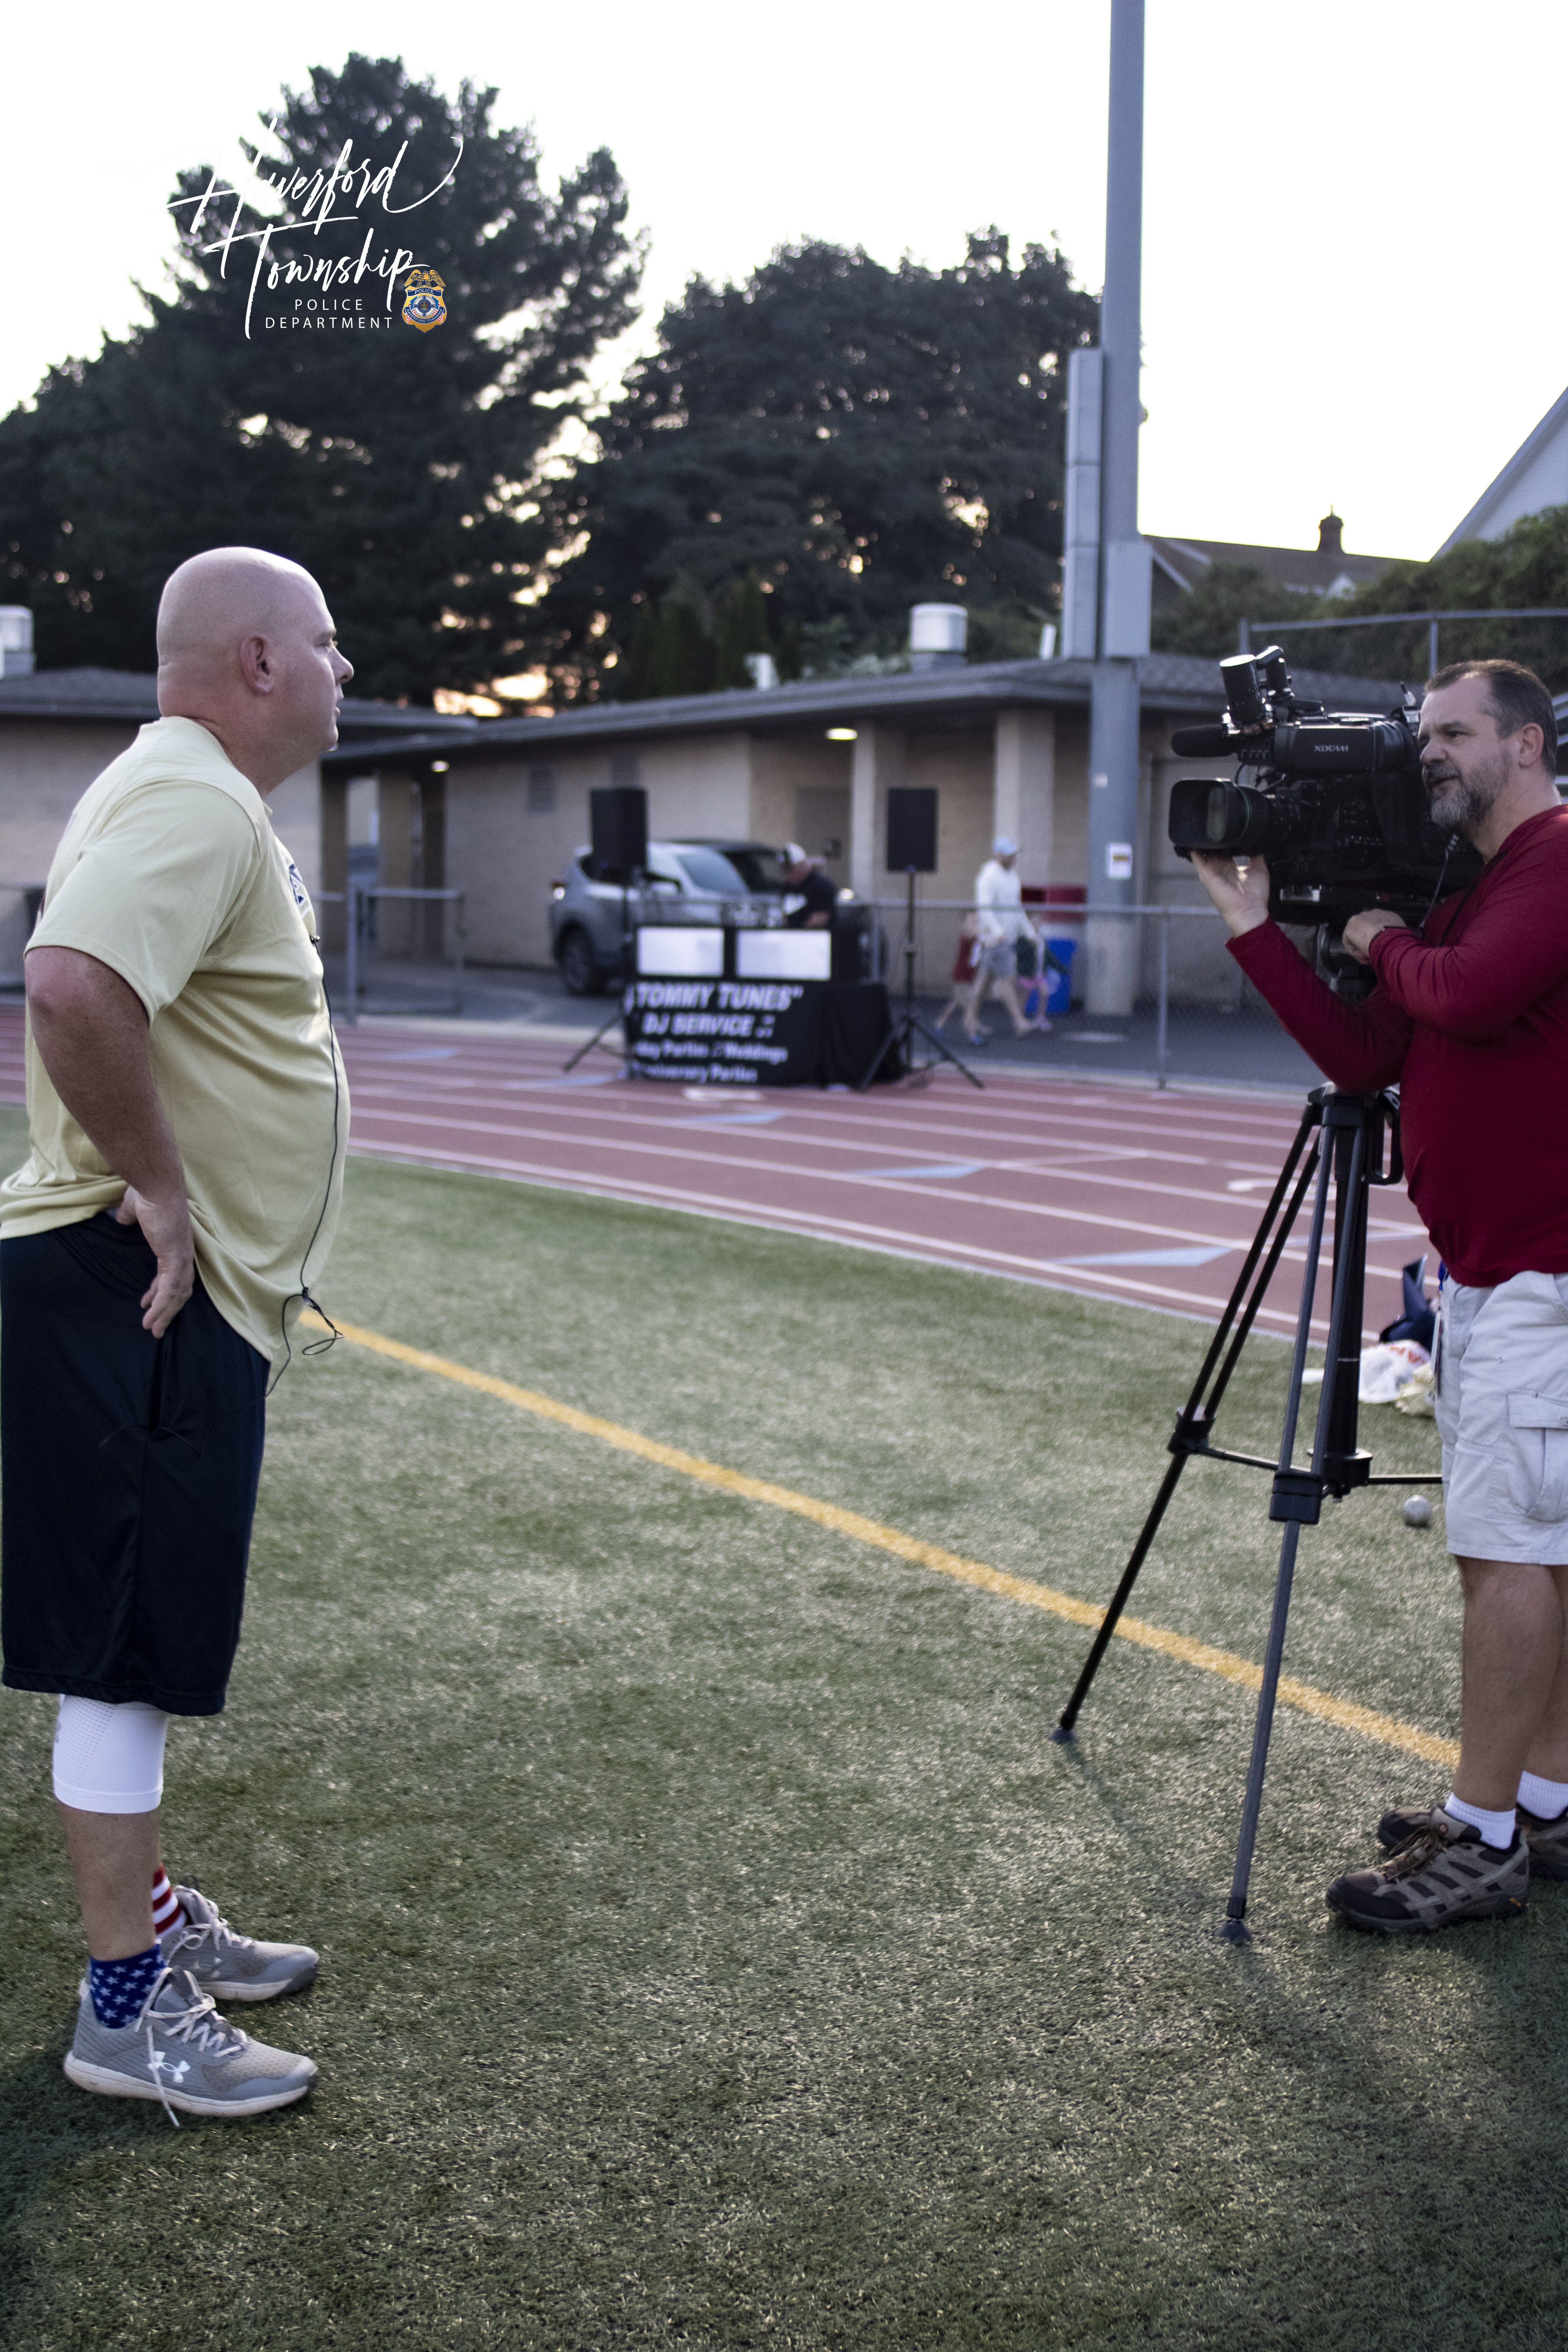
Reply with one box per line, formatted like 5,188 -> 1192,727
1044,936 -> 1076,1014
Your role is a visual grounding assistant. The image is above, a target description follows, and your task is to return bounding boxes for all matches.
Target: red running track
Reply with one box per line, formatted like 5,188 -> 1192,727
0,1007 -> 1430,1340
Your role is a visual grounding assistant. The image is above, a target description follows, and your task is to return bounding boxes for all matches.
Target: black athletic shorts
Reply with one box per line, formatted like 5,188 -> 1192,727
0,1212 -> 268,1716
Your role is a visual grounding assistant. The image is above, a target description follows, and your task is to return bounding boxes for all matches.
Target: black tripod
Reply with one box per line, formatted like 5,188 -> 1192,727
1052,1087 -> 1442,1938
563,877 -> 640,1078
857,867 -> 982,1091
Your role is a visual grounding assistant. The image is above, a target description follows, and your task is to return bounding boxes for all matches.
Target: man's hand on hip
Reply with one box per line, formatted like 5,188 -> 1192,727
25,946 -> 195,1336
1342,907 -> 1408,964
1191,852 -> 1272,938
114,1187 -> 195,1336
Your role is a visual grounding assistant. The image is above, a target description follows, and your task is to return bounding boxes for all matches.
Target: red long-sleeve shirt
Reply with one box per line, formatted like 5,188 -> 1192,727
1228,804 -> 1568,1287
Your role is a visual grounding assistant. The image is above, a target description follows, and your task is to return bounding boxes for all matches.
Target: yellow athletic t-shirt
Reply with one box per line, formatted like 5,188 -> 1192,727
0,716 -> 348,1367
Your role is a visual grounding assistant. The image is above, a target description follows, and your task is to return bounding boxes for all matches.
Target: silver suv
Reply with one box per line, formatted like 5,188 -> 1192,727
550,838 -> 785,995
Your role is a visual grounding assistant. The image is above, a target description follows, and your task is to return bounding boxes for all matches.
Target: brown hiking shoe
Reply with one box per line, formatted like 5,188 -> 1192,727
1327,1808 -> 1528,1935
1377,1801 -> 1568,1882
1518,1808 -> 1568,1881
1376,1803 -> 1440,1854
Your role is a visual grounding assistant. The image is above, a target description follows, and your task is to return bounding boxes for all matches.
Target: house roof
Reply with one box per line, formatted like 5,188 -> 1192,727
1436,385 -> 1568,555
322,652 -> 1403,770
1147,533 -> 1397,603
0,668 -> 479,741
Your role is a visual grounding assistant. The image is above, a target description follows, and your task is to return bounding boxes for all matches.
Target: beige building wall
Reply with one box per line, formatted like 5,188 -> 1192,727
848,726 -> 901,909
847,728 -> 996,991
0,720 -> 141,978
993,710 -> 1056,893
425,698 -> 1207,989
443,756 -> 578,967
0,721 -> 140,889
747,735 -> 854,887
642,733 -> 751,840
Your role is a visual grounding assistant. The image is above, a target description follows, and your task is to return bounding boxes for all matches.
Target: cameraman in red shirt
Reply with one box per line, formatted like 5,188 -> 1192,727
1194,660 -> 1568,1935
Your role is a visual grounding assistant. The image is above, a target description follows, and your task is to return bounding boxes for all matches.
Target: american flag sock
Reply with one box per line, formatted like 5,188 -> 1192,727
88,1943 -> 163,2027
151,1866 -> 186,1946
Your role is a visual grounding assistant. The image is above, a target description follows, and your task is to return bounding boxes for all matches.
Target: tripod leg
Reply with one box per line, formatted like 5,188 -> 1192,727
1216,1112 -> 1369,1936
856,1018 -> 905,1093
563,1003 -> 632,1074
1051,1452 -> 1188,1741
1051,1109 -> 1321,1739
903,1013 -> 984,1089
1216,1521 -> 1302,1941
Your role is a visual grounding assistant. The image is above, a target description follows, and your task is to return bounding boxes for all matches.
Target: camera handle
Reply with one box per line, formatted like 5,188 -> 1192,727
1049,1086 -> 1439,1940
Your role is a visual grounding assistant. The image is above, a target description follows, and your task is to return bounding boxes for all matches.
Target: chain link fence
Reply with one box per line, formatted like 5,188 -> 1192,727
866,898 -> 1320,1091
1239,607 -> 1568,693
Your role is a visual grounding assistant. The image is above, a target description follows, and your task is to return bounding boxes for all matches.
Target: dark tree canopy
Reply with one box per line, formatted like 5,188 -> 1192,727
0,56 -> 640,699
535,230 -> 1099,700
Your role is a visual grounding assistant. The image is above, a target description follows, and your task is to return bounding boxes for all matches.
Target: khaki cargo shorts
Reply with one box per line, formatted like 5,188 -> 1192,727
1434,1270 -> 1568,1564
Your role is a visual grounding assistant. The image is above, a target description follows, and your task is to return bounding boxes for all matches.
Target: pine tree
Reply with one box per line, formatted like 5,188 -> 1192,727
623,601 -> 662,700
657,590 -> 715,697
713,573 -> 773,688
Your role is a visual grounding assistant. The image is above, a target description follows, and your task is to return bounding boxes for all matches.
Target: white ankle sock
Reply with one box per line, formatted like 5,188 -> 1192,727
1517,1770 -> 1568,1822
1445,1793 -> 1516,1850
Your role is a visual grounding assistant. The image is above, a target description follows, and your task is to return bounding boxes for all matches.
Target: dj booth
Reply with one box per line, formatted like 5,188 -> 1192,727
622,924 -> 895,1087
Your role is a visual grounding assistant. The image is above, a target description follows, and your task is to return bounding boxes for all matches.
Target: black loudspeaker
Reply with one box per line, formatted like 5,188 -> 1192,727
590,785 -> 648,879
885,787 -> 938,874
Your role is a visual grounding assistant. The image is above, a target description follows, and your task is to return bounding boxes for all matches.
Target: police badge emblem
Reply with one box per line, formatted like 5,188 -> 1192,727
402,268 -> 447,333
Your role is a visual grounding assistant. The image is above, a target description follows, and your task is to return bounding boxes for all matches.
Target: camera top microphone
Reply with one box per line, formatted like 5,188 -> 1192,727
1169,723 -> 1236,758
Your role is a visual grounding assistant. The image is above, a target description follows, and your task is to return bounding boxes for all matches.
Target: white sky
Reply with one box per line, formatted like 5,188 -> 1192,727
7,0 -> 1566,564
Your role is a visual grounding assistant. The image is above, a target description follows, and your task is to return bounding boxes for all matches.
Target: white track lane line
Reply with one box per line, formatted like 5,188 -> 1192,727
345,1085 -> 1423,1235
344,1073 -> 1312,1158
346,1102 -> 1415,1294
337,1048 -> 1311,1138
345,1132 -> 1347,1330
343,1075 -> 1307,1173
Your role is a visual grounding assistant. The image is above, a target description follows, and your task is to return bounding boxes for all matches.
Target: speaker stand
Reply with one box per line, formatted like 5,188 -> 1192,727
857,868 -> 982,1092
563,879 -> 640,1077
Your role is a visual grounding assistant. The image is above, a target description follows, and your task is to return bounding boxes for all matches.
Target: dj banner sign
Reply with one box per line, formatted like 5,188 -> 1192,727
622,978 -> 819,1085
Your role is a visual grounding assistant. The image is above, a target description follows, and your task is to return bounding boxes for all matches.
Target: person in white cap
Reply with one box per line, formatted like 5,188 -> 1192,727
779,844 -> 836,929
969,837 -> 1047,1042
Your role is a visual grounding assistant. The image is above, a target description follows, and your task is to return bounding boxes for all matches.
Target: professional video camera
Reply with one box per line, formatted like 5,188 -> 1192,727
1166,645 -> 1482,988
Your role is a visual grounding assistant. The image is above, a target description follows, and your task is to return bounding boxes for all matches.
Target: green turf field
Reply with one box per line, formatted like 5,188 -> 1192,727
2,1102 -> 1562,2351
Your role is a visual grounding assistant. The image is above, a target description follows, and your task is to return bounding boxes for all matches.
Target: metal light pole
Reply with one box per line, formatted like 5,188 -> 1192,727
1085,0 -> 1150,1016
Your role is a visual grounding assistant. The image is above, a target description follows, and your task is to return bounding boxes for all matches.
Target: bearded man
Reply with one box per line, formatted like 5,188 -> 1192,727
1194,659 -> 1568,1935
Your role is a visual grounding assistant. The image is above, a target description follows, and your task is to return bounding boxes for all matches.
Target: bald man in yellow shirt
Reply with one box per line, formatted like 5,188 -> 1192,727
0,548 -> 351,2118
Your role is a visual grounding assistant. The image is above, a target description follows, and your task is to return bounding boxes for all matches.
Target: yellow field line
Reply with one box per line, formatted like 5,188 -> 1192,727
304,1312 -> 1459,1772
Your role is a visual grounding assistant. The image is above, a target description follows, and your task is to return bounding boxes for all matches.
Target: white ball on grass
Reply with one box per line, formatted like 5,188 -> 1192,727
1403,1495 -> 1433,1528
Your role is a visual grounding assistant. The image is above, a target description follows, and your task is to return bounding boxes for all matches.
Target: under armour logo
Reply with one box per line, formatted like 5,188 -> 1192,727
147,2049 -> 190,2084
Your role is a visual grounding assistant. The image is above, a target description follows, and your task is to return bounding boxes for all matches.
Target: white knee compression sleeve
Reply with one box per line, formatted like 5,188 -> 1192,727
53,1697 -> 170,1813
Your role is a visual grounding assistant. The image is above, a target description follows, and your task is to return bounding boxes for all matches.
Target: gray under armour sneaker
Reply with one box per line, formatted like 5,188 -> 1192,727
64,1966 -> 317,2120
163,1884 -> 319,2002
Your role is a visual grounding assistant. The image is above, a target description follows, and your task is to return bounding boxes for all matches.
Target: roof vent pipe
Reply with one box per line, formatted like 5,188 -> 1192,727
0,609 -> 35,679
909,603 -> 967,671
